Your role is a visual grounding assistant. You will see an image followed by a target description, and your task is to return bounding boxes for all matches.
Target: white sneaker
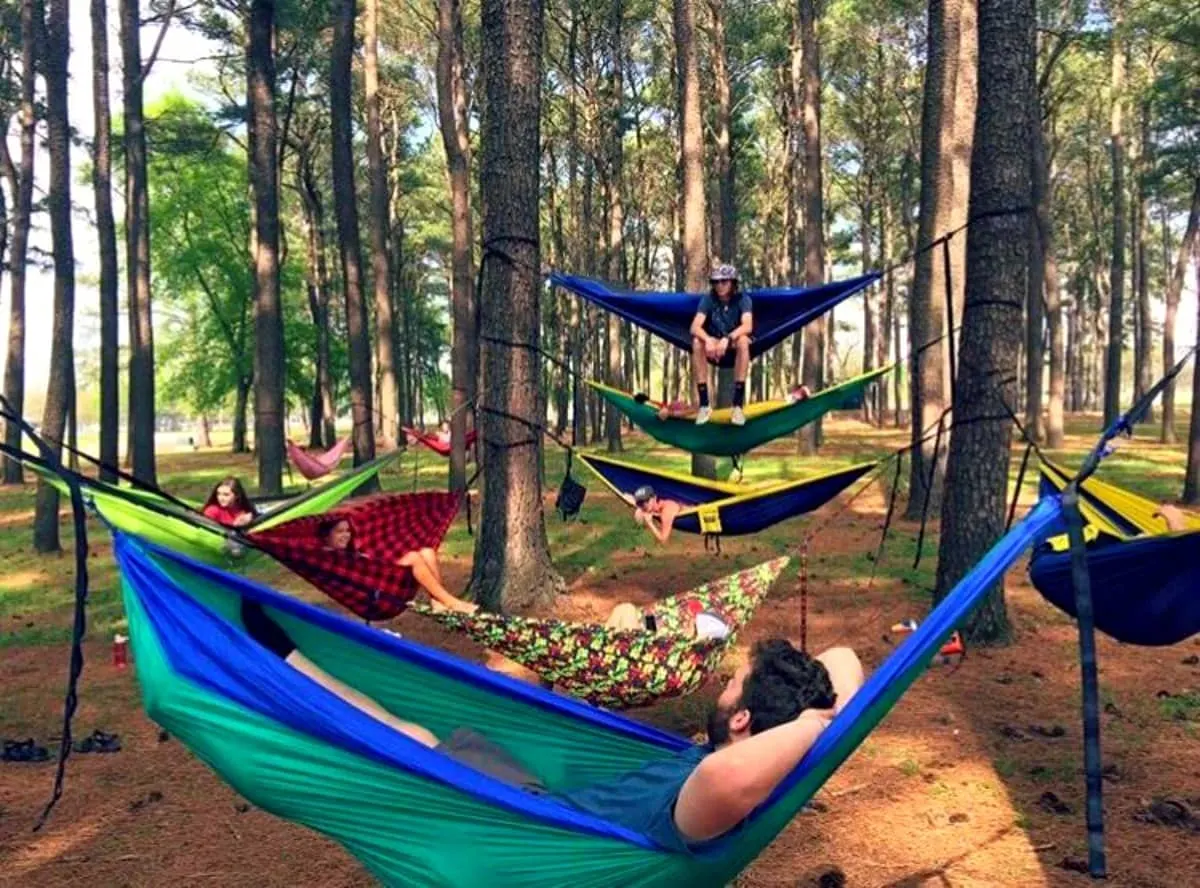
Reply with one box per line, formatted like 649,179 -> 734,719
730,406 -> 746,426
695,406 -> 712,425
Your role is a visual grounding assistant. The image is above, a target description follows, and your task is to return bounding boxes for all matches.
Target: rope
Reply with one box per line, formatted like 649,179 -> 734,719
1006,442 -> 1034,532
942,238 -> 958,397
912,410 -> 949,569
798,536 -> 809,653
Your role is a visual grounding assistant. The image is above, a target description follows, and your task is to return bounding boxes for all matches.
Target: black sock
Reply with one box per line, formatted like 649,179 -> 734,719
733,382 -> 746,407
698,383 -> 710,408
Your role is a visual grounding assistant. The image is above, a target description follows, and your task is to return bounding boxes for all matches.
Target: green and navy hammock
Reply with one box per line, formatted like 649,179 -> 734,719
550,272 -> 880,367
1029,459 -> 1200,646
412,558 -> 788,709
589,366 -> 891,458
112,495 -> 1064,886
578,453 -> 875,537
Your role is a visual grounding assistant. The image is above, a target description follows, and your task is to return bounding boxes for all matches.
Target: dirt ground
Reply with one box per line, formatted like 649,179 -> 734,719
2,431 -> 1198,887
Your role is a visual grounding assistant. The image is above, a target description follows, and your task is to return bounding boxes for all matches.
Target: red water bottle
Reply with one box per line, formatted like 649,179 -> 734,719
112,633 -> 129,669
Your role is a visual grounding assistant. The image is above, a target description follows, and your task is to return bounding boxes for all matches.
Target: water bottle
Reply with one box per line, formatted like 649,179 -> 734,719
113,633 -> 129,669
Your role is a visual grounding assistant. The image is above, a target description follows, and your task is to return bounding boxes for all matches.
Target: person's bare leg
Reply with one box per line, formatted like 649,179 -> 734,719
691,336 -> 710,402
285,650 -> 439,746
734,336 -> 751,385
417,547 -> 444,585
399,550 -> 473,612
605,602 -> 644,630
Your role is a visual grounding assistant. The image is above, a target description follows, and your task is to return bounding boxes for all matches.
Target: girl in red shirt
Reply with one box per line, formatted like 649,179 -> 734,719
202,477 -> 256,528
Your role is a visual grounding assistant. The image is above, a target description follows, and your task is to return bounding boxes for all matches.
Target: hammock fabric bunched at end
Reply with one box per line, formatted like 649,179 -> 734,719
589,366 -> 890,458
550,272 -> 880,368
111,495 -> 1064,887
413,558 -> 789,709
578,454 -> 875,537
287,437 -> 352,481
404,427 -> 478,458
1029,459 -> 1200,646
251,491 -> 463,621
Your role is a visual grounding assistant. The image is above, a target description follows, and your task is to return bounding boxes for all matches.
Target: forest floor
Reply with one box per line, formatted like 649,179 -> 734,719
1,412 -> 1197,888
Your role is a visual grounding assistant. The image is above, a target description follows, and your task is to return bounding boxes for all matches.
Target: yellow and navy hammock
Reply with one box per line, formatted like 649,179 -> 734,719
1030,459 -> 1200,646
577,453 -> 875,537
112,495 -> 1065,887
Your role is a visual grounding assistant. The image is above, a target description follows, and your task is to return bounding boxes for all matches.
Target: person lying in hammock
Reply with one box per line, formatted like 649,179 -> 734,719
326,638 -> 864,847
315,516 -> 478,614
690,263 -> 753,427
624,484 -> 682,544
202,477 -> 256,528
604,596 -> 731,640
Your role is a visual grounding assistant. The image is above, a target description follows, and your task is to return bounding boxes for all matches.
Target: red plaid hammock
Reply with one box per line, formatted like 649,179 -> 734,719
250,491 -> 462,621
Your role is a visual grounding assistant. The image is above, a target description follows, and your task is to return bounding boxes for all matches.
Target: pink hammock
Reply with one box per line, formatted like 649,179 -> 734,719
403,426 -> 477,459
287,436 -> 351,481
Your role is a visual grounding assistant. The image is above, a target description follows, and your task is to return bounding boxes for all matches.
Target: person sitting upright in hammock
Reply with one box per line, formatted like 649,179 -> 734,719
202,477 -> 256,528
690,264 -> 753,427
316,516 -> 477,614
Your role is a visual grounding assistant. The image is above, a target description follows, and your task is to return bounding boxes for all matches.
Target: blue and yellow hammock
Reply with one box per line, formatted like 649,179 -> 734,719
112,495 -> 1064,886
1030,460 -> 1200,646
550,272 -> 880,366
578,453 -> 875,537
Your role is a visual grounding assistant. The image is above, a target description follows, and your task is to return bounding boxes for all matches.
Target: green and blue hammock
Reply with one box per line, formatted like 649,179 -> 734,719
1030,459 -> 1200,646
550,272 -> 880,367
112,494 -> 1065,886
590,366 -> 891,458
578,453 -> 875,537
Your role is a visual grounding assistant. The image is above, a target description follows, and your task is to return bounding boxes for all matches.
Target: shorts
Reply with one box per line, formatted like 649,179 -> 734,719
438,728 -> 547,793
242,599 -> 297,659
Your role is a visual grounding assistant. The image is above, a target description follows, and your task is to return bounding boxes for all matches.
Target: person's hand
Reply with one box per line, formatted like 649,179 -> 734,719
1157,504 -> 1186,531
713,337 -> 730,360
455,601 -> 479,615
704,337 -> 722,361
233,512 -> 254,527
798,707 -> 836,728
657,406 -> 670,420
634,508 -> 647,525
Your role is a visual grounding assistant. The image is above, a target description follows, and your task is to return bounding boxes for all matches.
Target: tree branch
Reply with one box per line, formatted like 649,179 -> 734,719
140,0 -> 179,83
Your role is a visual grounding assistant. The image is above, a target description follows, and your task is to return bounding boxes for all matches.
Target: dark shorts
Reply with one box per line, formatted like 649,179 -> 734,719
438,728 -> 546,794
242,599 -> 297,659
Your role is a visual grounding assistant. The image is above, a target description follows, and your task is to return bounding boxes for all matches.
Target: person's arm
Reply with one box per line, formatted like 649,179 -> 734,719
689,296 -> 713,341
233,511 -> 254,528
1156,503 -> 1189,532
646,502 -> 679,543
727,297 -> 754,340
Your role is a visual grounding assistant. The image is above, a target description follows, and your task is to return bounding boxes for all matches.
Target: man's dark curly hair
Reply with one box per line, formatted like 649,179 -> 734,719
741,639 -> 837,735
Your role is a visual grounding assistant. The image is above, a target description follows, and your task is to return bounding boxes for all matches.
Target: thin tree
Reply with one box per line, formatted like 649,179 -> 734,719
1103,1 -> 1126,427
797,0 -> 825,454
471,0 -> 561,610
1,0 -> 36,485
934,0 -> 1034,643
331,0 -> 377,470
708,0 -> 735,263
247,0 -> 284,494
603,0 -> 624,453
33,0 -> 76,552
435,0 -> 476,492
1164,178 -> 1200,444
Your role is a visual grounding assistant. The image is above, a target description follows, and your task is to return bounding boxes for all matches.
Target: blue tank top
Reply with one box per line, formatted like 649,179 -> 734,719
556,745 -> 710,852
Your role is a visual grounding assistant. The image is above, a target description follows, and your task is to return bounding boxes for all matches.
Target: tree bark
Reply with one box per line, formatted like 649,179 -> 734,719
603,0 -> 624,453
1103,2 -> 1125,428
247,0 -> 284,494
331,0 -> 377,472
708,0 -> 735,263
1187,252 -> 1200,503
675,0 -> 714,478
436,0 -> 476,492
1036,115 -> 1065,448
1,0 -> 36,485
364,0 -> 398,445
797,0 -> 825,455
934,0 -> 1033,644
471,0 -> 562,611
33,0 -> 76,552
1162,178 -> 1200,444
90,0 -> 119,483
120,0 -> 157,484
906,0 -> 975,517
1025,107 -> 1046,440
299,155 -> 335,448
1132,101 -> 1152,419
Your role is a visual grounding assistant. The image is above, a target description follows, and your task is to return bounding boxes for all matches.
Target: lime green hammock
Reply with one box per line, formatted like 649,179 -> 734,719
111,494 -> 1064,886
411,558 -> 789,709
22,450 -> 398,564
590,365 -> 892,457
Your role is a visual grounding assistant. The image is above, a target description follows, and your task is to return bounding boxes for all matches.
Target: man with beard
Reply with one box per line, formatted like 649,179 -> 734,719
352,640 -> 864,848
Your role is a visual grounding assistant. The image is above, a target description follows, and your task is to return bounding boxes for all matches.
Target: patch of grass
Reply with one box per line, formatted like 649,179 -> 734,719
1158,690 -> 1200,723
1013,813 -> 1032,830
993,757 -> 1019,779
898,757 -> 921,777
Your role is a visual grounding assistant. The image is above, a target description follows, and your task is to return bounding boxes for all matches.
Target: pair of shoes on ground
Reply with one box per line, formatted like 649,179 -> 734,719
694,406 -> 746,426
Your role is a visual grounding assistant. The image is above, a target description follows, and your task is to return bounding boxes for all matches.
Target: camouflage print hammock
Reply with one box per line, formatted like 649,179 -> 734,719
412,557 -> 789,709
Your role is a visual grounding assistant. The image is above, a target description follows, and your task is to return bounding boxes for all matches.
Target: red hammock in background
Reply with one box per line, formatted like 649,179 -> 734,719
250,490 -> 463,622
403,426 -> 477,459
287,436 -> 352,480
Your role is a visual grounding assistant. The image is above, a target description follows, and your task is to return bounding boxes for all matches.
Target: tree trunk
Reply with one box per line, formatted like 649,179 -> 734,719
436,0 -> 476,492
332,0 -> 377,472
247,0 -> 284,494
861,197 -> 876,424
91,0 -> 119,483
471,0 -> 561,611
708,0 -> 735,263
1038,121 -> 1065,449
1,0 -> 36,485
1162,178 -> 1200,445
120,0 -> 157,484
364,0 -> 398,445
797,0 -> 825,455
934,0 -> 1033,644
33,0 -> 76,553
232,376 -> 251,453
675,0 -> 714,479
1132,101 -> 1152,419
1025,108 -> 1046,440
1103,2 -> 1125,428
1186,252 -> 1200,503
603,0 -> 625,454
905,0 -> 976,518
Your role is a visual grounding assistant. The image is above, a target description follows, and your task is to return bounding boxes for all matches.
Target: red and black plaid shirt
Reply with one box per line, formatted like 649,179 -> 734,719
250,491 -> 462,621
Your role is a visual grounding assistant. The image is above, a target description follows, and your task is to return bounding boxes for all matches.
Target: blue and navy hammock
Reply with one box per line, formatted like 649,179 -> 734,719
550,273 -> 880,366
